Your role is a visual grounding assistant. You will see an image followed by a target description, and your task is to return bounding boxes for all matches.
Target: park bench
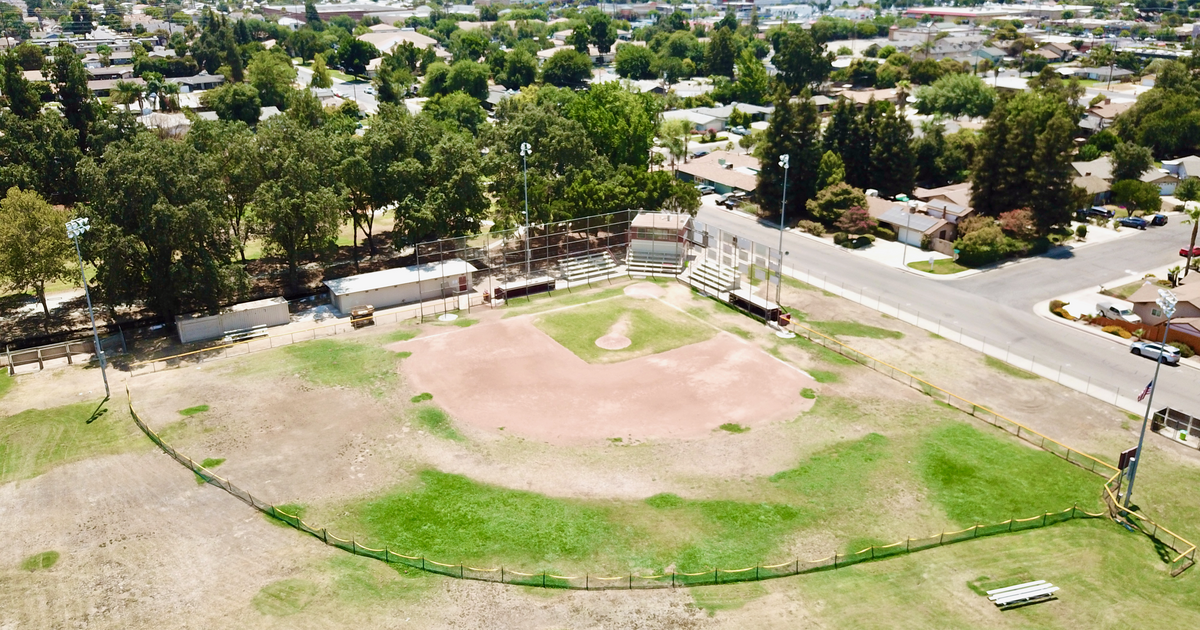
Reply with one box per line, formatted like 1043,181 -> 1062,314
221,325 -> 269,344
986,580 -> 1058,608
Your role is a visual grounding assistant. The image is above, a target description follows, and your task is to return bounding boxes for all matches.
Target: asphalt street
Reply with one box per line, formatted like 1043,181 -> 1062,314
695,205 -> 1200,423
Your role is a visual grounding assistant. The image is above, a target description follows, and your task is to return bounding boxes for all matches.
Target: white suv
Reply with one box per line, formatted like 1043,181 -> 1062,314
1130,341 -> 1181,365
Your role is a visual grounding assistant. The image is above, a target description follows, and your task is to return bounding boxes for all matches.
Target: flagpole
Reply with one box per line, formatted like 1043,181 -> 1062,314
1124,289 -> 1177,509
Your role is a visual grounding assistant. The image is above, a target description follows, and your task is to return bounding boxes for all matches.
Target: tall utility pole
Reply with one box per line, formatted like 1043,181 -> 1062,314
1124,289 -> 1177,508
65,217 -> 110,400
519,142 -> 533,277
776,154 -> 789,307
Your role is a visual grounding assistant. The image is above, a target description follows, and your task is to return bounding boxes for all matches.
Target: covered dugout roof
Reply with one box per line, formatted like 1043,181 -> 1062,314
324,259 -> 474,297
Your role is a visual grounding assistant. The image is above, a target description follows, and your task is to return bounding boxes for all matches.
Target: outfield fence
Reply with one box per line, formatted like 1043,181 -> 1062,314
128,387 -> 1105,589
1102,470 -> 1197,576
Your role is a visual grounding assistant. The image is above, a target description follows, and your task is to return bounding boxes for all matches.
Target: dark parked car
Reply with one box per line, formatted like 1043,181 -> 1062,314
1118,216 -> 1148,230
1151,214 -> 1168,226
1079,206 -> 1115,219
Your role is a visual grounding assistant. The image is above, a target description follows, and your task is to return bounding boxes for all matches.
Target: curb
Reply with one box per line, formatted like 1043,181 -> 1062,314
1031,299 -> 1200,374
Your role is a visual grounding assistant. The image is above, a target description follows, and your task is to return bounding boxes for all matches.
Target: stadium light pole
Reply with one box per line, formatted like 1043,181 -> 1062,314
1124,288 -> 1177,509
520,142 -> 532,277
776,153 -> 789,307
65,217 -> 110,400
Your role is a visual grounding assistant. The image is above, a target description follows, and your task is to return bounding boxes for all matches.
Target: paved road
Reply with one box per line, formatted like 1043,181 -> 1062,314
695,205 -> 1200,419
295,66 -> 379,114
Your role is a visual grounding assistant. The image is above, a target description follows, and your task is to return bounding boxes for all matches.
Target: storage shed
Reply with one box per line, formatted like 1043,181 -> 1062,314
324,259 -> 474,315
176,296 -> 291,344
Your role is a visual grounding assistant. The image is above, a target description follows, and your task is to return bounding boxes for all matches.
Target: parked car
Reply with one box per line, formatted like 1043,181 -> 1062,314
695,184 -> 715,195
1150,214 -> 1168,226
1130,340 -> 1181,366
1118,216 -> 1148,230
729,126 -> 747,135
1097,301 -> 1142,324
722,197 -> 742,208
1079,206 -> 1114,219
1180,246 -> 1200,258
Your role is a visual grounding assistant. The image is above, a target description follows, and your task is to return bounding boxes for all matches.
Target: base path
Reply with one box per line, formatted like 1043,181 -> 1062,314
398,318 -> 815,445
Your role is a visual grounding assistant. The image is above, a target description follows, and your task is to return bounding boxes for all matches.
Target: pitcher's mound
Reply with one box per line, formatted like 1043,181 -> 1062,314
595,334 -> 632,350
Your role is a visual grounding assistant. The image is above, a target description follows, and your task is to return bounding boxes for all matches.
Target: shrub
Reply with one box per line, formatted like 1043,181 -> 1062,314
832,231 -> 851,245
1049,299 -> 1066,312
1075,224 -> 1087,239
1169,341 -> 1195,358
853,234 -> 875,248
875,225 -> 896,240
797,219 -> 825,236
1102,325 -> 1132,339
834,205 -> 877,235
955,222 -> 1009,266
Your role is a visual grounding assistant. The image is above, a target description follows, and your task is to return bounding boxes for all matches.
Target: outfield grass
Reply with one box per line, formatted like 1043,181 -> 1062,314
329,399 -> 1106,573
534,297 -> 714,363
808,320 -> 904,340
0,401 -> 143,483
234,339 -> 404,396
20,550 -> 59,571
0,372 -> 12,400
178,404 -> 209,416
908,259 -> 970,275
412,405 -> 463,441
984,356 -> 1039,380
501,286 -> 626,318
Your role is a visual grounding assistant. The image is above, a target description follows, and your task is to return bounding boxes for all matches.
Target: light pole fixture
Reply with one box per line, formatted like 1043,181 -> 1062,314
519,142 -> 532,277
902,198 -> 917,268
776,154 -> 790,307
65,217 -> 110,400
1124,289 -> 1177,509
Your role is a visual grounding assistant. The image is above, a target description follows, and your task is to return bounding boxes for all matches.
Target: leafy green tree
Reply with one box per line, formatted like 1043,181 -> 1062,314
1112,141 -> 1154,182
310,52 -> 333,88
496,49 -> 537,90
757,90 -> 822,222
187,120 -> 264,262
248,51 -> 297,109
806,182 -> 868,224
870,106 -> 916,197
771,26 -> 832,94
81,134 -> 243,318
568,27 -> 591,54
402,130 -> 490,242
0,111 -> 84,205
0,187 -> 74,322
1,51 -> 43,120
337,38 -> 379,79
421,61 -> 451,96
1111,179 -> 1162,215
731,48 -> 769,104
915,73 -> 996,119
823,98 -> 875,190
587,10 -> 616,54
614,43 -> 656,80
816,150 -> 845,191
657,118 -> 691,172
202,83 -> 262,126
564,81 -> 659,169
423,91 -> 487,135
706,26 -> 736,78
449,29 -> 489,63
542,49 -> 592,87
11,43 -> 45,71
49,45 -> 97,150
955,219 -> 1010,266
305,0 -> 321,27
446,60 -> 490,100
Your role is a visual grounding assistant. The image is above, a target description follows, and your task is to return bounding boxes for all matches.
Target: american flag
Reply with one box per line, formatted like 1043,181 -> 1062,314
1138,381 -> 1154,402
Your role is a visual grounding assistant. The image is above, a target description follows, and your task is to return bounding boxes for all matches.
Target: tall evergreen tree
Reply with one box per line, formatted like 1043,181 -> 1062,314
1,51 -> 42,119
970,99 -> 1010,217
870,106 -> 916,197
706,26 -> 736,79
49,44 -> 97,150
1028,112 -> 1077,231
757,90 -> 822,222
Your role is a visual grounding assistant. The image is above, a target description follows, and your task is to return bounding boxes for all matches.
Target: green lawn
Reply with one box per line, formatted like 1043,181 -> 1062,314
236,339 -> 405,396
908,259 -> 969,275
1102,277 -> 1170,300
412,405 -> 463,441
178,404 -> 210,416
0,372 -> 13,400
0,401 -> 143,483
533,296 -> 714,363
500,286 -> 626,318
327,399 -> 1106,574
808,320 -> 904,340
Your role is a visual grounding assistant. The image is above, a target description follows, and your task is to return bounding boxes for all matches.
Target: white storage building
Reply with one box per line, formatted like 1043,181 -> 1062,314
323,259 -> 475,314
175,296 -> 291,344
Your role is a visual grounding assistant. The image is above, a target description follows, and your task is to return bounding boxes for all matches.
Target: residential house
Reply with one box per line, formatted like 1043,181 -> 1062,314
88,65 -> 135,81
1074,175 -> 1112,206
87,77 -> 145,98
877,205 -> 951,247
1072,155 -> 1178,195
661,109 -> 724,133
1162,156 -> 1200,180
675,150 -> 760,195
1070,156 -> 1115,182
974,46 -> 1007,63
357,29 -> 439,54
1079,98 -> 1135,134
1127,282 -> 1200,348
914,182 -> 973,210
1028,47 -> 1061,62
1142,169 -> 1180,196
168,72 -> 225,92
812,94 -> 835,113
924,199 -> 973,226
1073,66 -> 1134,82
835,87 -> 900,109
536,43 -> 615,66
1040,41 -> 1077,61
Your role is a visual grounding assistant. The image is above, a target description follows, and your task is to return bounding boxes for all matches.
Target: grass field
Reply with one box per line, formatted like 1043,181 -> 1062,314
908,259 -> 970,275
236,338 -> 406,396
325,396 -> 1105,574
807,320 -> 904,340
0,372 -> 12,399
534,296 -> 714,363
0,401 -> 143,483
501,286 -> 625,318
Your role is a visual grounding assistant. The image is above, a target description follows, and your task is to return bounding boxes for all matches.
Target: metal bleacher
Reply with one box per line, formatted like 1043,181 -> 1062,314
558,251 -> 621,282
685,259 -> 738,301
626,250 -> 684,276
986,580 -> 1059,608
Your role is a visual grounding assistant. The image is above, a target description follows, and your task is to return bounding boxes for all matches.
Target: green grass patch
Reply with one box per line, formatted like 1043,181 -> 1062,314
178,404 -> 209,416
194,457 -> 226,484
809,370 -> 840,383
801,388 -> 817,399
534,296 -> 714,363
325,555 -> 433,605
501,286 -> 625,318
0,401 -> 142,483
383,329 -> 418,343
410,392 -> 433,403
809,320 -> 903,340
0,372 -> 13,400
907,259 -> 969,275
784,334 -> 858,366
1101,278 -> 1170,301
729,327 -> 754,340
252,579 -> 318,616
984,356 -> 1039,380
413,406 -> 463,441
782,275 -> 834,296
919,422 -> 1102,525
718,423 -> 749,433
239,339 -> 403,395
20,550 -> 59,571
452,318 -> 478,328
265,502 -> 309,528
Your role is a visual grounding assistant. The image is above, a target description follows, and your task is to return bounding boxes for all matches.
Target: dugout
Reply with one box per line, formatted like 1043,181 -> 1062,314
324,259 -> 475,315
729,288 -> 782,323
175,297 -> 290,344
